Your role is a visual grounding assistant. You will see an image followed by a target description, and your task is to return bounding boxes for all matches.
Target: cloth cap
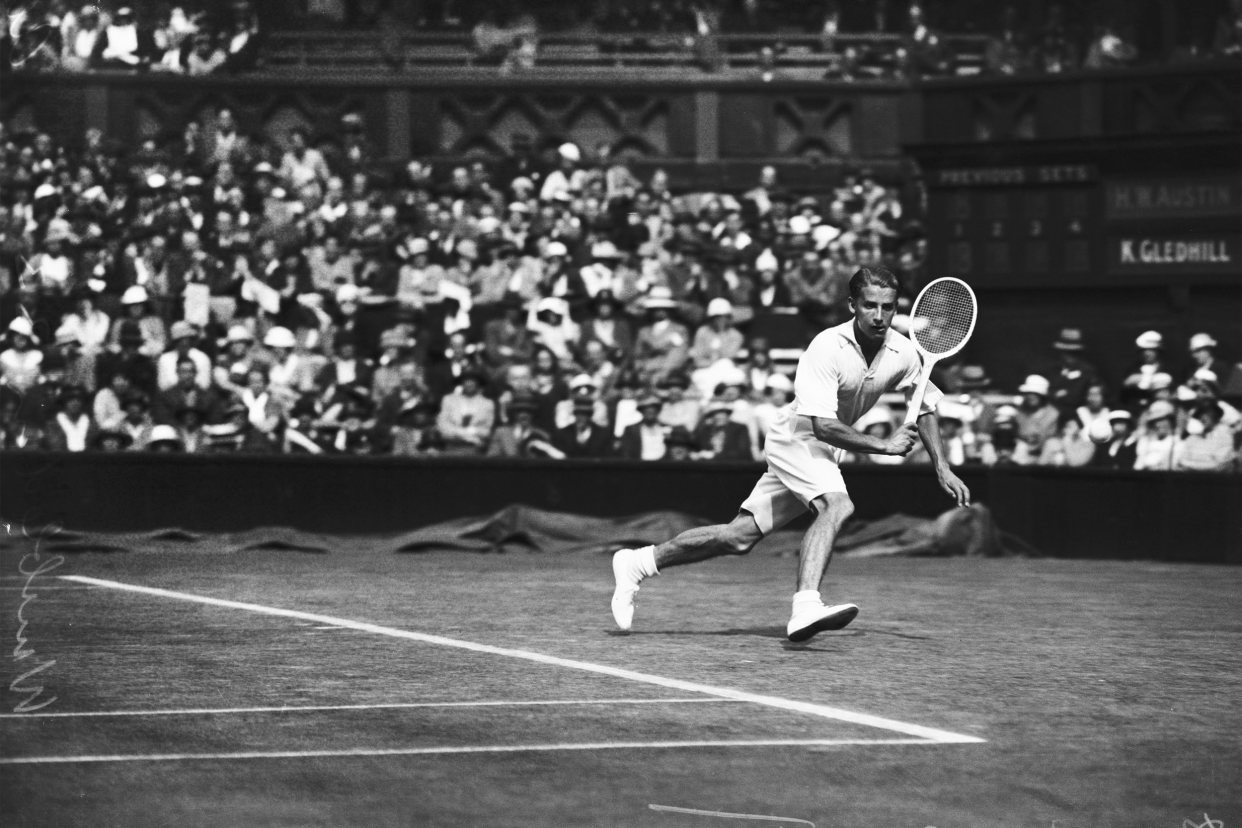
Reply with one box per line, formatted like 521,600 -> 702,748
1135,330 -> 1163,349
379,329 -> 409,349
643,286 -> 677,310
169,320 -> 198,341
958,365 -> 990,389
636,394 -> 663,410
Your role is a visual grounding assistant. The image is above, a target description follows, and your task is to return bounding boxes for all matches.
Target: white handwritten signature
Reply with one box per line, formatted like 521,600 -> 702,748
11,524 -> 63,713
1183,815 -> 1223,828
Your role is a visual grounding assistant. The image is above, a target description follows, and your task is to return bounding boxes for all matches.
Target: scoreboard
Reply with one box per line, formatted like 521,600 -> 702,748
925,164 -> 1241,288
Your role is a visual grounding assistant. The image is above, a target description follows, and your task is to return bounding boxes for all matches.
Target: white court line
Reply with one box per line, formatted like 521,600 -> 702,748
61,575 -> 985,745
0,738 -> 937,765
0,697 -> 743,719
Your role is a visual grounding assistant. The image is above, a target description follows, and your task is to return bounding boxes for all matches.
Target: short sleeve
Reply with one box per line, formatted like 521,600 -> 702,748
793,338 -> 840,419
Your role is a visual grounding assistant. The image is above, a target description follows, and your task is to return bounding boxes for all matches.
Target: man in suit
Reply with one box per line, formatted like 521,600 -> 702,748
487,393 -> 559,458
555,398 -> 613,458
618,394 -> 667,461
693,398 -> 754,462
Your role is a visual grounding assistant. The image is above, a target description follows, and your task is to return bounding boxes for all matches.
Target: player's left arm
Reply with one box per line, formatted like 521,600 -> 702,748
916,411 -> 971,507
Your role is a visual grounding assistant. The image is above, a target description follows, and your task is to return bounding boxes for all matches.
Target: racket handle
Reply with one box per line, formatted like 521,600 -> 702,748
903,365 -> 934,425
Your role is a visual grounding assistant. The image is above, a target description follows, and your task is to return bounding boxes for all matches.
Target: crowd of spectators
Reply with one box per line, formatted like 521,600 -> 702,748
0,117 -> 1236,472
0,1 -> 260,74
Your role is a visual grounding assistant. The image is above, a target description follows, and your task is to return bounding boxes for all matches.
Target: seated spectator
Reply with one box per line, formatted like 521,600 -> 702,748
99,7 -> 142,69
656,372 -> 701,433
634,288 -> 690,386
578,290 -> 633,365
93,370 -> 133,432
98,321 -> 158,395
147,424 -> 185,452
662,426 -> 699,462
155,356 -> 221,425
391,400 -> 445,457
482,295 -> 534,380
848,405 -> 906,465
487,393 -> 558,458
990,422 -> 1021,467
1174,401 -> 1237,472
1076,383 -> 1111,434
689,298 -> 745,399
527,297 -> 580,368
555,373 -> 608,430
1,317 -> 42,393
619,394 -> 667,461
1047,327 -> 1101,411
1134,400 -> 1177,471
1121,331 -> 1174,408
175,403 -> 209,454
1038,413 -> 1096,467
157,321 -> 211,391
109,287 -> 166,358
555,398 -> 613,459
1090,410 -> 1139,470
436,371 -> 495,455
1014,375 -> 1059,455
44,385 -> 96,452
118,391 -> 155,450
906,401 -> 968,466
238,367 -> 284,453
94,428 -> 134,452
693,399 -> 753,462
1186,333 -> 1231,387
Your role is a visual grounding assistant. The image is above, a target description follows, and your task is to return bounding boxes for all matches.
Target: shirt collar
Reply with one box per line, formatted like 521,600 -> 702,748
837,320 -> 900,355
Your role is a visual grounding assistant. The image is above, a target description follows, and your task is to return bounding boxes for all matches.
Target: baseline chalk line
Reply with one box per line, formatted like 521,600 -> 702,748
60,574 -> 985,744
0,738 -> 935,765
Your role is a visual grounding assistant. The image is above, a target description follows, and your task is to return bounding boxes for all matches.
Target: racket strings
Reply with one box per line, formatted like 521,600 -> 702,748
911,280 -> 975,356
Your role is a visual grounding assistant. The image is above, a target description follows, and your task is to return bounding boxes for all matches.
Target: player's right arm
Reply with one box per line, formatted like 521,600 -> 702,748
811,417 -> 919,456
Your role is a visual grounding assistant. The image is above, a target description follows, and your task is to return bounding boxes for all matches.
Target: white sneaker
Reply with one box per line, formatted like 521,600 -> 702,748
786,603 -> 859,642
611,549 -> 645,631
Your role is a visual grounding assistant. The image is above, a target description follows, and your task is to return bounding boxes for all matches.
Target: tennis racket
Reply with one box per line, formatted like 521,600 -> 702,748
902,277 -> 978,425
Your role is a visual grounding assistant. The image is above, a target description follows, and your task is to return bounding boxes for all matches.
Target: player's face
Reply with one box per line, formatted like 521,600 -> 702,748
849,285 -> 898,342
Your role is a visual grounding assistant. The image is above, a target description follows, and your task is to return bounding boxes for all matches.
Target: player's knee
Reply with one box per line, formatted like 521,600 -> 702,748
812,494 -> 854,526
721,518 -> 762,555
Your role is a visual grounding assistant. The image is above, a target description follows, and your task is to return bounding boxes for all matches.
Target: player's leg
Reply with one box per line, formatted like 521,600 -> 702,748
610,472 -> 807,632
787,492 -> 858,642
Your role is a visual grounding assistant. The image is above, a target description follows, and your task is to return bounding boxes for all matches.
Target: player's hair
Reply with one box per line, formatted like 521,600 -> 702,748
848,267 -> 900,300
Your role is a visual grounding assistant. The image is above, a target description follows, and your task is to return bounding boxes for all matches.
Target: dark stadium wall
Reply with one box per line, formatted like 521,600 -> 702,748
1,452 -> 1237,565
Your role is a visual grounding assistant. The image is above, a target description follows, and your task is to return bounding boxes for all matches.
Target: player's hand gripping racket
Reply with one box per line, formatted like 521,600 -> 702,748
903,277 -> 978,425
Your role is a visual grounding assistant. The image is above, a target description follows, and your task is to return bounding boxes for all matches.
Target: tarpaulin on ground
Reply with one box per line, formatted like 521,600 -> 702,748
0,504 -> 1035,557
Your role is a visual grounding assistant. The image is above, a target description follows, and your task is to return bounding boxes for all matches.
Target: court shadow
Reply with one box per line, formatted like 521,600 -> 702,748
609,626 -> 787,639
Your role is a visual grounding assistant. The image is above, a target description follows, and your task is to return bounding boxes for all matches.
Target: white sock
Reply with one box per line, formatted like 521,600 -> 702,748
636,546 -> 659,578
792,590 -> 823,612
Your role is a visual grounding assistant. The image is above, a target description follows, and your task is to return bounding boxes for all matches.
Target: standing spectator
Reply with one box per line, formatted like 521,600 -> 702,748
1046,327 -> 1101,411
436,371 -> 495,455
1134,401 -> 1178,471
618,394 -> 667,461
1014,375 -> 1059,455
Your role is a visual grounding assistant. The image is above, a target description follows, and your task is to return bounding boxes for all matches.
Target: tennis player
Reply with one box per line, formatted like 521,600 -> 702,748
612,267 -> 971,642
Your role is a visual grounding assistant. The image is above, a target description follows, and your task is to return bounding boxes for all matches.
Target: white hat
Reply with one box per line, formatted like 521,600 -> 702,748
536,296 -> 568,317
1135,330 -> 1163,349
1148,372 -> 1173,390
33,182 -> 58,200
936,400 -> 972,423
226,325 -> 255,343
755,248 -> 779,272
1018,375 -> 1050,396
511,176 -> 535,193
263,326 -> 296,349
335,283 -> 361,304
706,297 -> 734,317
54,324 -> 81,346
477,217 -> 501,234
1176,384 -> 1199,402
121,285 -> 149,305
765,373 -> 793,393
812,223 -> 841,250
1192,367 -> 1219,384
146,173 -> 167,190
557,142 -> 580,162
545,241 -> 568,258
788,215 -> 811,235
407,237 -> 429,255
643,286 -> 678,310
854,405 -> 895,433
148,425 -> 182,445
1189,333 -> 1217,352
569,373 -> 598,390
508,201 -> 530,214
994,404 -> 1019,422
1146,400 -> 1176,421
8,317 -> 34,338
591,240 -> 621,260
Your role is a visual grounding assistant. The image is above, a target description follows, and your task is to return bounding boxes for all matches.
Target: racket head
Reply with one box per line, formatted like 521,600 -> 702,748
907,277 -> 977,360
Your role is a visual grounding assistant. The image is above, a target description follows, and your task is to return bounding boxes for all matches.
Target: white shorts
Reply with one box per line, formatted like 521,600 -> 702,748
740,410 -> 848,535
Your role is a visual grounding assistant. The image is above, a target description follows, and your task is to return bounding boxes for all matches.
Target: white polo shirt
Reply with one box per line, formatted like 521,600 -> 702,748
790,320 -> 942,430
